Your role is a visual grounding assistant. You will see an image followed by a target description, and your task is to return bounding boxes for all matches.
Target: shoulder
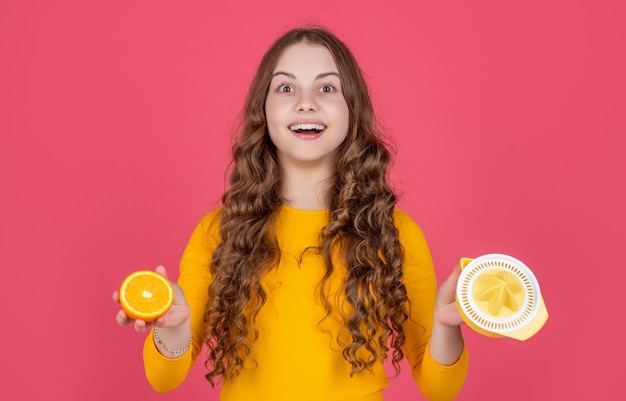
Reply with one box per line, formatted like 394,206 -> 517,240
188,207 -> 222,247
393,208 -> 432,267
198,207 -> 223,232
393,209 -> 427,243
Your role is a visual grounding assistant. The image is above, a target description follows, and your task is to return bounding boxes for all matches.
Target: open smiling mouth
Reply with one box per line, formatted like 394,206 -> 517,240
289,123 -> 326,137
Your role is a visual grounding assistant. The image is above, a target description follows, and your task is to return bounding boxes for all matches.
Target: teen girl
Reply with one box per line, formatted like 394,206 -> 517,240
114,27 -> 468,401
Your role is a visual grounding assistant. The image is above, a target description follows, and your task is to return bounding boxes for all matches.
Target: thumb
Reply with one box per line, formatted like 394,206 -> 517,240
441,263 -> 462,290
449,263 -> 462,283
156,264 -> 168,280
438,263 -> 462,304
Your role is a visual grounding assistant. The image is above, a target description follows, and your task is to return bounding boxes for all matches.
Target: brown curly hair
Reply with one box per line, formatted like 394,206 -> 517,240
203,27 -> 408,385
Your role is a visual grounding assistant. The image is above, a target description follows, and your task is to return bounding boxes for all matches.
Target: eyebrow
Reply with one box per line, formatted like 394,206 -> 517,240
271,71 -> 340,80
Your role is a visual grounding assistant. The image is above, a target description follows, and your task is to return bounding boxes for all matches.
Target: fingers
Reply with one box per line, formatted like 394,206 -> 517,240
133,319 -> 152,333
116,309 -> 132,326
116,309 -> 154,332
153,316 -> 166,328
436,301 -> 465,327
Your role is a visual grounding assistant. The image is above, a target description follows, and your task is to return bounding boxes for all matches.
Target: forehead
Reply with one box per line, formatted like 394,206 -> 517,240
273,42 -> 339,75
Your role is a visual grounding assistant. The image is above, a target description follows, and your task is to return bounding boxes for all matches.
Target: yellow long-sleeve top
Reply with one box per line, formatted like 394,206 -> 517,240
144,206 -> 468,401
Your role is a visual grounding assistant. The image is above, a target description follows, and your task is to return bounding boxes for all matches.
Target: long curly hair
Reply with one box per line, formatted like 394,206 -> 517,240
203,27 -> 408,385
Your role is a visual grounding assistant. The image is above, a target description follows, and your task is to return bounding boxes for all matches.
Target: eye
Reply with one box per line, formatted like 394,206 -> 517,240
319,85 -> 336,93
277,84 -> 294,93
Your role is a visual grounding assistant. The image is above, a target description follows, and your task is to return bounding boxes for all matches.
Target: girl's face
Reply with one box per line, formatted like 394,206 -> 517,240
265,42 -> 349,171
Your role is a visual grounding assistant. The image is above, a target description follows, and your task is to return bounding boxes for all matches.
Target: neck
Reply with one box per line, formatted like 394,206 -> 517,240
279,162 -> 335,210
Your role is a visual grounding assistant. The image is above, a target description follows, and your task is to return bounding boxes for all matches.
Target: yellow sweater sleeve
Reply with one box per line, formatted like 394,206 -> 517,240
394,210 -> 468,401
143,210 -> 221,392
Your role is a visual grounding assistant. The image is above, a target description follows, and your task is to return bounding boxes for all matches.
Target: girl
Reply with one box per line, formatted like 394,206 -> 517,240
114,27 -> 468,401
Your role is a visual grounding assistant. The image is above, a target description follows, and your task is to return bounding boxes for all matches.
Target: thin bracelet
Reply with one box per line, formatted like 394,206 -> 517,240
153,327 -> 192,357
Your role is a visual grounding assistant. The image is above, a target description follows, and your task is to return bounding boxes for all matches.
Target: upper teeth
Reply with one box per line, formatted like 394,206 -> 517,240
290,123 -> 325,131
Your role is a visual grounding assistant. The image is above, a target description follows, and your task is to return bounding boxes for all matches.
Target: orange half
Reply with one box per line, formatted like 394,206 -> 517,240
119,270 -> 174,321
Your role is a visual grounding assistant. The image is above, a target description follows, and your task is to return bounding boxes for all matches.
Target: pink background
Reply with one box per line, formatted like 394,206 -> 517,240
2,0 -> 624,399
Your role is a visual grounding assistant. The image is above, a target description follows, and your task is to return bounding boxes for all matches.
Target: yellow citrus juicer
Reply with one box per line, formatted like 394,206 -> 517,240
456,253 -> 548,340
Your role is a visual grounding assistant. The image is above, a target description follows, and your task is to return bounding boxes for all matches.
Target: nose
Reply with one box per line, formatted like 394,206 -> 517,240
296,92 -> 319,112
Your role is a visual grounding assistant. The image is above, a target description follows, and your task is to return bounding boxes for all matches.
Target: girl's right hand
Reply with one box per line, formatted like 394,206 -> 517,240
112,265 -> 191,333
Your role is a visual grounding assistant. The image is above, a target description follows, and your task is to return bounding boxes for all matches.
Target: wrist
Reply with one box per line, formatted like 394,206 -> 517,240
429,318 -> 464,366
152,323 -> 192,357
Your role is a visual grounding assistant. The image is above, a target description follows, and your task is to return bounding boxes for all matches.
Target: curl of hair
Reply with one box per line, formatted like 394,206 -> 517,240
203,27 -> 409,385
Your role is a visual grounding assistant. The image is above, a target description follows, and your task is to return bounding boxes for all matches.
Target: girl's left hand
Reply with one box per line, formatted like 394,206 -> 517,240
435,263 -> 465,327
